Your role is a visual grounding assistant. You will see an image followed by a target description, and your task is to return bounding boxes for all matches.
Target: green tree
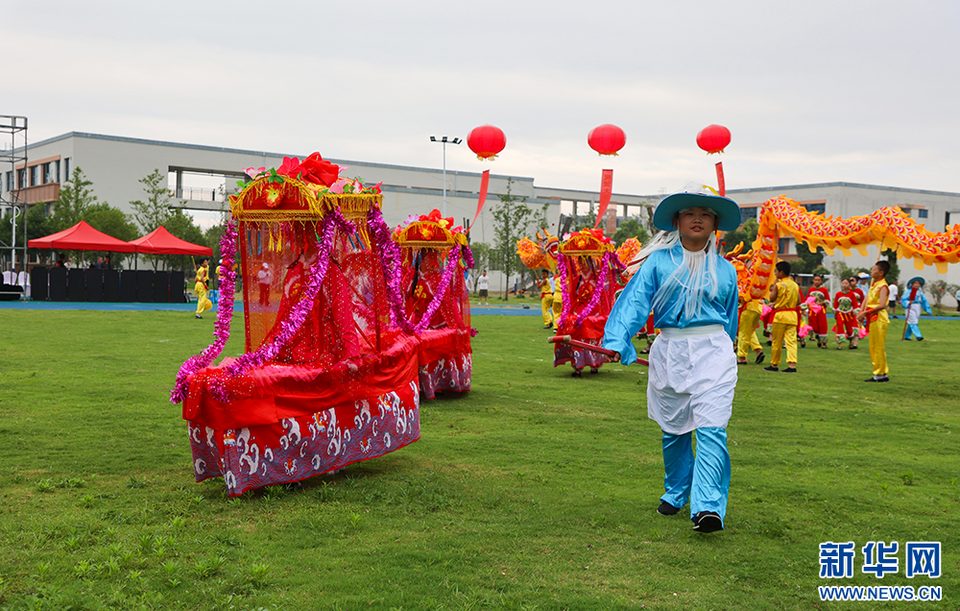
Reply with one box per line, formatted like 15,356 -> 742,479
721,218 -> 759,254
161,210 -> 207,272
83,203 -> 139,267
130,169 -> 193,270
0,204 -> 55,267
490,179 -> 535,301
51,167 -> 98,232
130,169 -> 176,234
791,242 -> 825,275
612,217 -> 650,246
928,280 -> 952,314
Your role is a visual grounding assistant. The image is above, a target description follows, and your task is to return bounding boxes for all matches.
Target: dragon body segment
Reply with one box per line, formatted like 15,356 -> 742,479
738,195 -> 960,302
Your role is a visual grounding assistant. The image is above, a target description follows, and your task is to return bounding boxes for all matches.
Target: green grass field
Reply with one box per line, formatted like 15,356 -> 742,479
0,310 -> 957,610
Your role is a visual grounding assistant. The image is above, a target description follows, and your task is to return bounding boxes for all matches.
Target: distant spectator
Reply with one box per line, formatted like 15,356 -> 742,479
887,281 -> 899,317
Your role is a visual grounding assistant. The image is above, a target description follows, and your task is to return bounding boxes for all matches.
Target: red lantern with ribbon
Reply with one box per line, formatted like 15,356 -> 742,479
587,124 -> 626,156
465,125 -> 506,237
696,124 -> 732,196
467,125 -> 506,161
587,124 -> 625,230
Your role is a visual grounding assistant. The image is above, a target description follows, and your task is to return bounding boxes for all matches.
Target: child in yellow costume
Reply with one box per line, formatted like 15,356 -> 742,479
857,260 -> 890,382
764,261 -> 799,373
195,259 -> 212,319
736,299 -> 765,365
539,270 -> 554,329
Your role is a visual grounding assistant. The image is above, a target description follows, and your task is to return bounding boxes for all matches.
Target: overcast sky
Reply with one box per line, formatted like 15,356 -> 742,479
7,1 -> 960,196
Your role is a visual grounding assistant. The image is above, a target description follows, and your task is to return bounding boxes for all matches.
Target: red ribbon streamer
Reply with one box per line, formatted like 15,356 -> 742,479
593,169 -> 614,229
466,170 -> 490,234
715,161 -> 726,197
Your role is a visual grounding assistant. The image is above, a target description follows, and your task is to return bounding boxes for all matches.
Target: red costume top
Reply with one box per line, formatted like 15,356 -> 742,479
807,286 -> 830,302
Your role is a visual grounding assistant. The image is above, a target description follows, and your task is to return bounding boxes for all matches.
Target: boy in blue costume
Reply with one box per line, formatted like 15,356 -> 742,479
603,186 -> 739,534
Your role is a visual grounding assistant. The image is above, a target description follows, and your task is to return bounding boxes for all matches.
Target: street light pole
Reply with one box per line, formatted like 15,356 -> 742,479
430,135 -> 461,217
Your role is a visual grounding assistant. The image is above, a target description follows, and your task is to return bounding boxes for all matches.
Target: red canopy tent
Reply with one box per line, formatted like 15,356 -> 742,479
128,226 -> 212,255
27,220 -> 137,252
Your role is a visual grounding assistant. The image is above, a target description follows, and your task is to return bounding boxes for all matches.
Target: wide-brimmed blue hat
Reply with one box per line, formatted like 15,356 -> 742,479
906,276 -> 925,287
652,187 -> 741,232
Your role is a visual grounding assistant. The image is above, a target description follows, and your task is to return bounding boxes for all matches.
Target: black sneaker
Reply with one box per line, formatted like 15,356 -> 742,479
877,375 -> 890,382
764,366 -> 779,372
692,511 -> 723,533
782,367 -> 797,373
195,314 -> 202,319
657,501 -> 681,516
755,351 -> 765,364
917,337 -> 924,342
865,377 -> 878,382
849,345 -> 858,350
903,338 -> 912,341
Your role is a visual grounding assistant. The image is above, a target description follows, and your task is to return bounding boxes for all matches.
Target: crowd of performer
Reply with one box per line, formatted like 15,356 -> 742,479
732,263 -> 932,383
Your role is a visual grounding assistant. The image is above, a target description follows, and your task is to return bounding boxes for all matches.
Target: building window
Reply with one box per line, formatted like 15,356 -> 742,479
804,203 -> 826,214
64,158 -> 71,179
54,160 -> 60,182
4,171 -> 10,193
740,207 -> 758,224
17,168 -> 25,189
42,163 -> 52,184
29,165 -> 38,186
778,238 -> 791,255
918,209 -> 928,218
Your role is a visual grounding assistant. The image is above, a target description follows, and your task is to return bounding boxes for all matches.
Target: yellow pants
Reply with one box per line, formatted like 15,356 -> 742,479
770,322 -> 797,367
196,282 -> 212,315
541,295 -> 554,326
869,319 -> 889,376
552,295 -> 562,331
736,309 -> 762,359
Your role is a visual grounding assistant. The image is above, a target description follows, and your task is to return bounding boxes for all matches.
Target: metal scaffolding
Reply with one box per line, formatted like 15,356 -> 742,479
0,115 -> 28,283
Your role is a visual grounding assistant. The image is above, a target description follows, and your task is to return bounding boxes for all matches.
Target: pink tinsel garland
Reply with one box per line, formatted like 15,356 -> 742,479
367,208 -> 418,335
223,214 -> 337,379
170,221 -> 238,403
413,244 -> 462,334
557,251 -> 622,331
556,254 -> 571,329
572,251 -> 612,329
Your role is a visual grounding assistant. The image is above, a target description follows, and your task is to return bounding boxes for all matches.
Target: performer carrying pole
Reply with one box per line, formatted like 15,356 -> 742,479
602,187 -> 740,534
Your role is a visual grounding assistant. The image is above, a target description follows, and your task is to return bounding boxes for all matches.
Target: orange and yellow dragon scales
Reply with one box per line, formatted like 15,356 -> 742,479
739,195 -> 960,302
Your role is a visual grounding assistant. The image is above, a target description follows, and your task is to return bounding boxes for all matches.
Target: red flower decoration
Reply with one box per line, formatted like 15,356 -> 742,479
276,152 -> 341,187
297,152 -> 340,187
277,156 -> 300,176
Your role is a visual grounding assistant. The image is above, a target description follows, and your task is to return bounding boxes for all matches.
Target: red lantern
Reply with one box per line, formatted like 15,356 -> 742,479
587,124 -> 626,156
696,124 -> 731,154
467,125 -> 506,160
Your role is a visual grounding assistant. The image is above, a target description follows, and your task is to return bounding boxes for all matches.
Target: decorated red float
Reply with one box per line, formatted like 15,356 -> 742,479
393,210 -> 474,399
552,228 -> 625,375
171,154 -> 473,496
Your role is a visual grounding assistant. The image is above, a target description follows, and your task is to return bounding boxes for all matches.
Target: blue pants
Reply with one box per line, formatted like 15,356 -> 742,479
904,323 -> 923,340
661,427 -> 731,526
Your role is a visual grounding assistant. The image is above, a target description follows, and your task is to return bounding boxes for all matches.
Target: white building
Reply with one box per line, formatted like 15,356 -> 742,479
3,132 -> 959,304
